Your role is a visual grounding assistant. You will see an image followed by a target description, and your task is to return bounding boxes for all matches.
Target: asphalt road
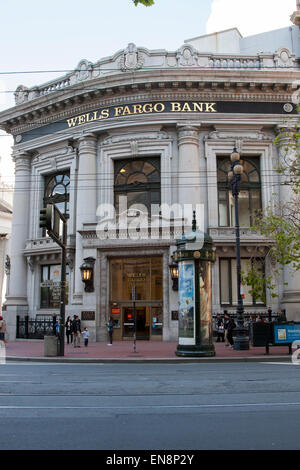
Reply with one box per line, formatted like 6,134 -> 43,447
0,361 -> 299,450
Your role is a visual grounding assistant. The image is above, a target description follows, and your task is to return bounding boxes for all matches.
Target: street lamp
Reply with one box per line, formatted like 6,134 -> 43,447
80,257 -> 95,292
228,148 -> 250,350
169,259 -> 179,291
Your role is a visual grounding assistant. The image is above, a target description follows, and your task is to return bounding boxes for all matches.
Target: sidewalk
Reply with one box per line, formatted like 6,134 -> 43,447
3,339 -> 293,363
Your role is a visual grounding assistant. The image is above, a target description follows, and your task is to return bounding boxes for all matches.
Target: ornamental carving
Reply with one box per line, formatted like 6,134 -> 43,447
14,85 -> 29,105
274,48 -> 295,68
5,255 -> 10,275
75,59 -> 93,82
101,132 -> 169,145
176,45 -> 198,67
26,256 -> 35,273
119,43 -> 144,71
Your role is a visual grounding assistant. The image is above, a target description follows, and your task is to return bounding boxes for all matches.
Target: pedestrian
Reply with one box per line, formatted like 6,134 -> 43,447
82,327 -> 90,347
248,314 -> 255,342
225,314 -> 236,348
256,315 -> 265,323
65,316 -> 73,344
54,319 -> 60,336
107,317 -> 114,346
0,315 -> 6,343
72,315 -> 81,348
278,309 -> 287,323
216,314 -> 225,342
223,310 -> 230,346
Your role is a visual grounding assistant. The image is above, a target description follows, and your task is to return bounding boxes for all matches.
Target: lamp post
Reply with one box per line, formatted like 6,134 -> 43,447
228,148 -> 249,351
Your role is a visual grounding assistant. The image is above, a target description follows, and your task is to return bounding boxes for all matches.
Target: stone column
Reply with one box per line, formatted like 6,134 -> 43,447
177,125 -> 201,230
5,152 -> 31,340
73,134 -> 97,304
199,133 -> 208,233
276,126 -> 300,320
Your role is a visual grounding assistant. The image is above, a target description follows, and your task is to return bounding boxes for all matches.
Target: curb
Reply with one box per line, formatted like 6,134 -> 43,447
5,355 -> 292,364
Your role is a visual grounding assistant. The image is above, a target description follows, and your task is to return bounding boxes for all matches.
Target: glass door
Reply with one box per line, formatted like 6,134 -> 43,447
123,307 -> 149,340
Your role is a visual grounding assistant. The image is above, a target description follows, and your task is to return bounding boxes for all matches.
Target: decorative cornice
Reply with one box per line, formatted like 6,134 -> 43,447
9,44 -> 299,108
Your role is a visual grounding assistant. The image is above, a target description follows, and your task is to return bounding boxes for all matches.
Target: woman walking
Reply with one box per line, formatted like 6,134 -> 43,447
0,316 -> 6,343
65,316 -> 73,344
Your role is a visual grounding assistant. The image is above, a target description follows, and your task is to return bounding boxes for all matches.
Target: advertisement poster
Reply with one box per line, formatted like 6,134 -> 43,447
199,262 -> 213,346
274,324 -> 300,344
178,262 -> 195,345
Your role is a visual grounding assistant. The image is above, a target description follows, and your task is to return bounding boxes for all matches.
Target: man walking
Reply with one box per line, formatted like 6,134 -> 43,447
72,315 -> 81,348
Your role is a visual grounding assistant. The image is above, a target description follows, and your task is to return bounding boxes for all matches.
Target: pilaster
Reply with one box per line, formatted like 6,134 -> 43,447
276,125 -> 300,319
5,151 -> 31,340
73,134 -> 98,304
177,124 -> 201,220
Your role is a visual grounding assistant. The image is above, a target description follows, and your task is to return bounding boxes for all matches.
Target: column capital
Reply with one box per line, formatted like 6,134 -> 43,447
78,133 -> 98,154
13,151 -> 31,172
275,124 -> 298,137
177,124 -> 201,146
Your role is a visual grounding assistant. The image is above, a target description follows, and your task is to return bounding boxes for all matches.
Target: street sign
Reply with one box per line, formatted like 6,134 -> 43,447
40,280 -> 61,288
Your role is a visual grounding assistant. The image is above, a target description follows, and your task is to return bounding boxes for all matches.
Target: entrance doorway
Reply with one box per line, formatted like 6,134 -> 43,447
123,307 -> 149,340
110,256 -> 163,340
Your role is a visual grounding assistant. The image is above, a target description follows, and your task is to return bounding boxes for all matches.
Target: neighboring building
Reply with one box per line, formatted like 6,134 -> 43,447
0,4 -> 299,341
0,171 -> 13,308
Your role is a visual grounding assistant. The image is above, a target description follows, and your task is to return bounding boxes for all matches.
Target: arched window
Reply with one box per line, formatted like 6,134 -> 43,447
114,158 -> 160,216
44,172 -> 70,217
217,157 -> 261,227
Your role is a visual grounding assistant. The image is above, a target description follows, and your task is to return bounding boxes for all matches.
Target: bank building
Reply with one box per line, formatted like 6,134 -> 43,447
0,3 -> 300,342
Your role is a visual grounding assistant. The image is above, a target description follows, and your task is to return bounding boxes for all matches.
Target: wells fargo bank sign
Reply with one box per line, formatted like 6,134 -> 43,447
17,100 -> 296,143
66,101 -> 217,128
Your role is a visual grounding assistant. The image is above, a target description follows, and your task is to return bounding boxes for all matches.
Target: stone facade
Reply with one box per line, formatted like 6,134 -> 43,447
0,9 -> 300,341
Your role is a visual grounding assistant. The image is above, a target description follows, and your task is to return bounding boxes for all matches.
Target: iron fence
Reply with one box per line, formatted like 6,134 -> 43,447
212,311 -> 281,330
16,316 -> 57,339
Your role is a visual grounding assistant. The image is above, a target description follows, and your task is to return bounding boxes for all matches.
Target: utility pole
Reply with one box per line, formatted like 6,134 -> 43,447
132,285 -> 137,354
39,204 -> 67,356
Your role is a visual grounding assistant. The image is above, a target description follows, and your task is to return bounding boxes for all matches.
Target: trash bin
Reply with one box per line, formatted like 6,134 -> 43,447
251,322 -> 271,347
44,335 -> 58,357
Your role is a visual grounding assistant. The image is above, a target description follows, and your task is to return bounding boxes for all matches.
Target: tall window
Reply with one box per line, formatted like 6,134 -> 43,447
219,258 -> 265,306
114,158 -> 160,216
218,157 -> 261,227
40,264 -> 69,308
44,172 -> 70,218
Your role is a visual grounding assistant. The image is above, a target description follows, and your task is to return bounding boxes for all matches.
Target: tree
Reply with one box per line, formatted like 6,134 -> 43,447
242,123 -> 300,304
133,0 -> 155,6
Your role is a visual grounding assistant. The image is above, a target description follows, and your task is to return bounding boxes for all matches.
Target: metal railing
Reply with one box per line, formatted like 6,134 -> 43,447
16,316 -> 57,339
212,311 -> 281,328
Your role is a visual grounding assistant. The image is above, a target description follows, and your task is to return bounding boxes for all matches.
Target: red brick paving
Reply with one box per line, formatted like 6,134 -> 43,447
4,339 -> 292,361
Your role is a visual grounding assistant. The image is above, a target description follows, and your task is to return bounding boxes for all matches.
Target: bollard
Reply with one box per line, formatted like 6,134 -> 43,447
44,335 -> 59,357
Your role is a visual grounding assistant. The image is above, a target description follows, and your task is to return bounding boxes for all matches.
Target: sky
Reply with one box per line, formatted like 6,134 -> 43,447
0,0 -> 297,183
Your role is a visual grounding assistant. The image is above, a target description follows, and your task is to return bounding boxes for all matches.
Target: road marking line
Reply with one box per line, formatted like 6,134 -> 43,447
260,362 -> 297,365
0,402 -> 300,410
